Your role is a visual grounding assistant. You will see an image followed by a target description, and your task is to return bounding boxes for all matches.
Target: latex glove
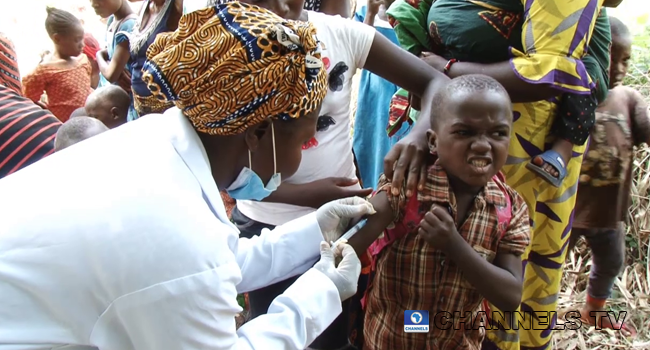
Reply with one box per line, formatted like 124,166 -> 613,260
313,242 -> 361,301
316,197 -> 376,243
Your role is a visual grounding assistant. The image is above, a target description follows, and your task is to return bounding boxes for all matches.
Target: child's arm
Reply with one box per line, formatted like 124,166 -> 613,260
419,197 -> 530,312
362,1 -> 382,27
628,87 -> 650,146
346,191 -> 394,256
97,42 -> 131,84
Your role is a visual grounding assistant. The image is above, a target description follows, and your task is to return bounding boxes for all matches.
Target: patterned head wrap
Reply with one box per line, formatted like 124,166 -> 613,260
141,2 -> 327,135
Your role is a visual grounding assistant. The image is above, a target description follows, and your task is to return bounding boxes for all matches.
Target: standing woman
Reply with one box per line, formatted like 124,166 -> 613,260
129,0 -> 182,118
0,4 -> 369,349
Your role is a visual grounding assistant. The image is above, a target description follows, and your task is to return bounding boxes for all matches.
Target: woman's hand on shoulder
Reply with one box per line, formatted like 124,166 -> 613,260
383,132 -> 429,198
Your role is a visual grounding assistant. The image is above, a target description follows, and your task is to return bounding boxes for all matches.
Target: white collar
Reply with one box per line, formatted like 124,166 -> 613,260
163,107 -> 236,229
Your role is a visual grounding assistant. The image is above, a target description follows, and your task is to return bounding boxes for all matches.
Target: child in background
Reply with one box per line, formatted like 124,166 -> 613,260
92,0 -> 138,121
84,85 -> 130,129
348,75 -> 530,350
352,0 -> 407,190
570,17 -> 649,337
54,116 -> 109,151
22,7 -> 93,123
70,107 -> 88,118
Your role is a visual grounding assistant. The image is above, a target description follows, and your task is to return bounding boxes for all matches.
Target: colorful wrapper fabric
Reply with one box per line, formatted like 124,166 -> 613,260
141,2 -> 328,135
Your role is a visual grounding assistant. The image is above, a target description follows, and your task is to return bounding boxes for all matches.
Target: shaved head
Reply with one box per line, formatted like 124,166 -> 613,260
85,85 -> 131,129
54,116 -> 109,151
609,16 -> 630,38
430,74 -> 510,129
69,107 -> 87,118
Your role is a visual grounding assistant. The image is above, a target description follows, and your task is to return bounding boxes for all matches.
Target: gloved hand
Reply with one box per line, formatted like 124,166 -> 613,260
316,197 -> 375,243
313,242 -> 361,301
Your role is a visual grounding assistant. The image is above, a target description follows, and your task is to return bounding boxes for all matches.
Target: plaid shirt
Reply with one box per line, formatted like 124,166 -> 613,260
363,163 -> 530,350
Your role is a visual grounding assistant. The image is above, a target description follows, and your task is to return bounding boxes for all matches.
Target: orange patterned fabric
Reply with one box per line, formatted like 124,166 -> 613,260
140,3 -> 327,135
220,191 -> 235,219
22,55 -> 93,122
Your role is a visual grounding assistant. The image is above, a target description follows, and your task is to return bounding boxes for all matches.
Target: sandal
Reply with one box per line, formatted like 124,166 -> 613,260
526,150 -> 567,187
579,313 -> 637,337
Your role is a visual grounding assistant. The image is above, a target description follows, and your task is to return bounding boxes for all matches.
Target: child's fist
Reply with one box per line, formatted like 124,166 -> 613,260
418,204 -> 458,248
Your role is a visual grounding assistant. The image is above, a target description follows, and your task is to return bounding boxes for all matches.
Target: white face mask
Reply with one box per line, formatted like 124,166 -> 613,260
225,122 -> 281,201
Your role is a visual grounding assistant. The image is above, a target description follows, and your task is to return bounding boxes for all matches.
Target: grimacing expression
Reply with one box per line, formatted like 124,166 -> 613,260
249,107 -> 320,183
430,89 -> 512,188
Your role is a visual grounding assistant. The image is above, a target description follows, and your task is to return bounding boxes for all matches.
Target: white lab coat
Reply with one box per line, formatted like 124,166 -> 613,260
0,108 -> 342,350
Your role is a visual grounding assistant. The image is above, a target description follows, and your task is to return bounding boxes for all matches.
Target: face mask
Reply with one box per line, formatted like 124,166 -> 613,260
226,122 -> 281,201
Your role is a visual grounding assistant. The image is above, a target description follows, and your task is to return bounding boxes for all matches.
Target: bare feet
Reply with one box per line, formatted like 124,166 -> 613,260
531,139 -> 573,178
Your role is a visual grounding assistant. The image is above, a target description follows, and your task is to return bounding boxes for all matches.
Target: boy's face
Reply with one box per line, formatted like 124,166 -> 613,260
429,90 -> 512,188
610,34 -> 632,88
240,0 -> 304,20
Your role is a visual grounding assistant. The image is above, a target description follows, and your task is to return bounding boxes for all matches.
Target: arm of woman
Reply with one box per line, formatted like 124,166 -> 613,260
422,56 -> 558,103
363,32 -> 450,195
97,42 -> 131,83
384,0 -> 603,195
318,0 -> 351,18
263,178 -> 373,209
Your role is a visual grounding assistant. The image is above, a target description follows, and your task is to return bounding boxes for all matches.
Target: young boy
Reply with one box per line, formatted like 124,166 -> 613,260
346,75 -> 530,349
571,16 -> 649,337
54,116 -> 109,151
84,85 -> 130,129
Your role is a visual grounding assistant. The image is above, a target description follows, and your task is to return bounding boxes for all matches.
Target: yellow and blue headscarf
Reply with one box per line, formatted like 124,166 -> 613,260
142,2 -> 327,135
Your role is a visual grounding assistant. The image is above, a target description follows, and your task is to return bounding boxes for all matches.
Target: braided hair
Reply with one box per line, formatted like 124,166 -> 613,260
45,7 -> 81,36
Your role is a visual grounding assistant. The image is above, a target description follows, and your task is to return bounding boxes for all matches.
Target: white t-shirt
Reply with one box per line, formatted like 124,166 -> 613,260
237,11 -> 376,226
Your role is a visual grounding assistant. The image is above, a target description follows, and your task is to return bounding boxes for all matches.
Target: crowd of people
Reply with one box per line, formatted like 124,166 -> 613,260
0,0 -> 647,349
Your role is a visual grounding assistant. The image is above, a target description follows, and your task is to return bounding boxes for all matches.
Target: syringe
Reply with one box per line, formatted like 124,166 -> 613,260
330,218 -> 368,251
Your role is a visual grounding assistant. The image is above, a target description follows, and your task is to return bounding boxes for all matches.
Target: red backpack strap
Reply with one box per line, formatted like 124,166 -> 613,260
492,172 -> 512,239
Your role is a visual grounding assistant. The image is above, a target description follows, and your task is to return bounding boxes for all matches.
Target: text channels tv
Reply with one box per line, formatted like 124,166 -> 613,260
404,310 -> 430,333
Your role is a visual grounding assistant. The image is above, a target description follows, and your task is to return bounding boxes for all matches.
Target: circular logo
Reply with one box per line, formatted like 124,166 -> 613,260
410,312 -> 423,324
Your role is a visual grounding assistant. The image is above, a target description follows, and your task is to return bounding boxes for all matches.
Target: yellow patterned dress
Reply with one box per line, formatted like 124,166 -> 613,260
486,1 -> 605,349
